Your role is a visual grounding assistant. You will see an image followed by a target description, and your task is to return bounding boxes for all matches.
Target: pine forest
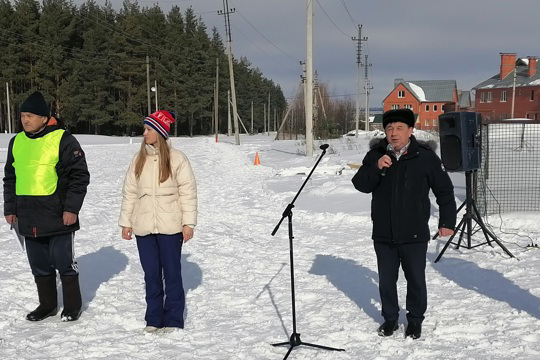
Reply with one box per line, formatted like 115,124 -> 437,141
0,0 -> 287,136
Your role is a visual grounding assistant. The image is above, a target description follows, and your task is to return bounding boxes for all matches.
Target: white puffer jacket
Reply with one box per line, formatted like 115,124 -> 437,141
118,144 -> 197,236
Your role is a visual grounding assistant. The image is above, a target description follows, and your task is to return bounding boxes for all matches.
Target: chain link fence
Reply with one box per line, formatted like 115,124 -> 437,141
477,120 -> 540,215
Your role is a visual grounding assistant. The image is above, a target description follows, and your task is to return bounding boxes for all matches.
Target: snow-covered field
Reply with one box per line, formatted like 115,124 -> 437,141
0,131 -> 538,359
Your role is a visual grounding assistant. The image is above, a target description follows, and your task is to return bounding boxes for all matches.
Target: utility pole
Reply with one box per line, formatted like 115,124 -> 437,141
267,92 -> 271,136
214,58 -> 220,142
227,90 -> 232,136
274,107 -> 277,132
263,103 -> 266,134
153,80 -> 158,111
146,55 -> 151,115
6,82 -> 12,133
218,0 -> 240,145
250,101 -> 253,134
364,54 -> 373,133
305,0 -> 314,156
351,25 -> 367,137
511,67 -> 517,118
313,70 -> 319,137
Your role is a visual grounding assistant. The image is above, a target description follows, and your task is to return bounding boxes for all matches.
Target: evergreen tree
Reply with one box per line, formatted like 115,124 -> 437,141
64,0 -> 116,132
180,8 -> 213,136
114,0 -> 148,132
11,0 -> 41,95
37,0 -> 77,121
161,5 -> 186,136
0,0 -> 16,131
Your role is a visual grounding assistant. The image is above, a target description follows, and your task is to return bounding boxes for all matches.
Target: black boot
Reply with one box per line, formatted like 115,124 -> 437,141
27,275 -> 58,321
378,320 -> 399,337
60,275 -> 82,322
405,322 -> 422,339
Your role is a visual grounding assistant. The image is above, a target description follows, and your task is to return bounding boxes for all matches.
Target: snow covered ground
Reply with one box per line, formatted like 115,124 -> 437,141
0,131 -> 538,359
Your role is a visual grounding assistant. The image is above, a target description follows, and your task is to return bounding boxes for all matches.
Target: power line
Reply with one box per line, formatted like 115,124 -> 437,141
233,8 -> 297,63
315,0 -> 352,38
340,0 -> 358,27
230,24 -> 298,76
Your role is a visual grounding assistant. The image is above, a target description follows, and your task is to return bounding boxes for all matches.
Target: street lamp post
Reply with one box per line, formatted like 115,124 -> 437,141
151,80 -> 158,112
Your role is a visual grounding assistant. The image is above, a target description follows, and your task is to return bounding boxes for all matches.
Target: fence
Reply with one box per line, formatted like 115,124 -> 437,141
476,119 -> 540,215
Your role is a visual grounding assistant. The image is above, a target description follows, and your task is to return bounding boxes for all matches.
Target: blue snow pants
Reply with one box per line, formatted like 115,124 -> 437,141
136,233 -> 185,328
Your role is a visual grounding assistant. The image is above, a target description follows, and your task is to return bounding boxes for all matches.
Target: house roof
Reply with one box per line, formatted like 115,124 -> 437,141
457,90 -> 471,108
393,79 -> 457,102
372,114 -> 383,123
473,60 -> 540,89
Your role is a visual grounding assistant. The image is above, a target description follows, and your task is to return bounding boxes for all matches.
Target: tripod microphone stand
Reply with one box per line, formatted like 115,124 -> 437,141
434,170 -> 514,262
271,144 -> 345,359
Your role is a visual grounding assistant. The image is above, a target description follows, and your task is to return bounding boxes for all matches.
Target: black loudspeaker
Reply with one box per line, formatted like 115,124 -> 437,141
438,112 -> 481,172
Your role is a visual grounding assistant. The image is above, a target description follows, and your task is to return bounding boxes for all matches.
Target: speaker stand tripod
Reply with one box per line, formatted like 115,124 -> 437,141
434,170 -> 514,263
271,144 -> 345,359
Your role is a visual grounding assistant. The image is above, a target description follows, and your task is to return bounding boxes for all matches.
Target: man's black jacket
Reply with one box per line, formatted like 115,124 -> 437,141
3,122 -> 90,237
352,135 -> 456,244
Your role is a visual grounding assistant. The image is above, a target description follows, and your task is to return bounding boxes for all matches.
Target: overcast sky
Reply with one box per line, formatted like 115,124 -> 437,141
91,0 -> 539,107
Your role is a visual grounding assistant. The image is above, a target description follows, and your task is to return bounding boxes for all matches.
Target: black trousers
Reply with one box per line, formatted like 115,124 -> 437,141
374,241 -> 428,324
25,233 -> 79,277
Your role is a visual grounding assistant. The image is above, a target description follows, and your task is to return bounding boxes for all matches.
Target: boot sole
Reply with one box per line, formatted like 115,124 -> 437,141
61,310 -> 82,322
26,309 -> 58,321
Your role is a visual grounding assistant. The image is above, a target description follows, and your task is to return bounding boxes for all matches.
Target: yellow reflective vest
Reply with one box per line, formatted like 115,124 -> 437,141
12,129 -> 64,196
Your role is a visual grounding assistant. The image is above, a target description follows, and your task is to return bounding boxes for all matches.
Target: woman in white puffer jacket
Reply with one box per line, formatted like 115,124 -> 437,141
118,110 -> 197,334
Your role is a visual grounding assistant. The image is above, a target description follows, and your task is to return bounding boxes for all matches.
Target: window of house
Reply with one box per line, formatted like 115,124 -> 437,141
480,92 -> 486,103
433,118 -> 438,127
404,104 -> 412,110
487,92 -> 492,102
501,91 -> 507,102
434,105 -> 438,112
425,105 -> 430,111
526,113 -> 530,119
531,90 -> 535,101
398,90 -> 405,98
391,104 -> 400,110
425,119 -> 429,127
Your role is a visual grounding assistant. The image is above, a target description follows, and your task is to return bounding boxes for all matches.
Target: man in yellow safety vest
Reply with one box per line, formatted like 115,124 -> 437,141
3,91 -> 90,322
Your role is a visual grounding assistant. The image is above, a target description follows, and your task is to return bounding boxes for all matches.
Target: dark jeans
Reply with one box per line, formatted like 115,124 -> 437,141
25,232 -> 79,277
136,233 -> 185,328
374,241 -> 428,324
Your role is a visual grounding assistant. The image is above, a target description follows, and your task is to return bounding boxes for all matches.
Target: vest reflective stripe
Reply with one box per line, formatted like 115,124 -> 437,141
13,129 -> 64,196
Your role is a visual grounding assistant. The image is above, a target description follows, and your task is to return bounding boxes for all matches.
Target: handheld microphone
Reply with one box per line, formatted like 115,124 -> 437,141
381,143 -> 394,177
319,144 -> 329,150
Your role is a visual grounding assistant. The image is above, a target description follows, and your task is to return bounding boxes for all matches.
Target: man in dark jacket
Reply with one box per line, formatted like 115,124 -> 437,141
3,91 -> 90,322
352,108 -> 456,339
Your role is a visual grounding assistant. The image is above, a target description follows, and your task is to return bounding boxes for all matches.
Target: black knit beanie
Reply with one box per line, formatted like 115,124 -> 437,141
20,91 -> 49,117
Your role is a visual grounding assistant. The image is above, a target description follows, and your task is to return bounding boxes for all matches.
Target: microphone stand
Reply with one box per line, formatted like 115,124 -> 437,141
271,144 -> 345,360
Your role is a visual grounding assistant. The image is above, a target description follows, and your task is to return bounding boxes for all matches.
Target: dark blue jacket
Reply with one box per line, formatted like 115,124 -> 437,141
352,135 -> 456,244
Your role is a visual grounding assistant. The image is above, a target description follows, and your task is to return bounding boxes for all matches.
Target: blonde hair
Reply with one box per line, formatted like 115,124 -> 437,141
134,135 -> 172,183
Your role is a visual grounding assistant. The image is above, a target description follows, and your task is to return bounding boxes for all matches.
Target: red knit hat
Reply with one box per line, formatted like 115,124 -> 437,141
144,110 -> 175,139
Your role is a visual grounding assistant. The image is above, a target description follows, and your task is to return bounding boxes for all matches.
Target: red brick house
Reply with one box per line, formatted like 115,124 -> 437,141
383,79 -> 459,130
473,53 -> 540,121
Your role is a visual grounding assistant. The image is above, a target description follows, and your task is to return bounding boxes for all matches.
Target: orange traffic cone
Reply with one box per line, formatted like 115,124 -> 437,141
254,152 -> 261,165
